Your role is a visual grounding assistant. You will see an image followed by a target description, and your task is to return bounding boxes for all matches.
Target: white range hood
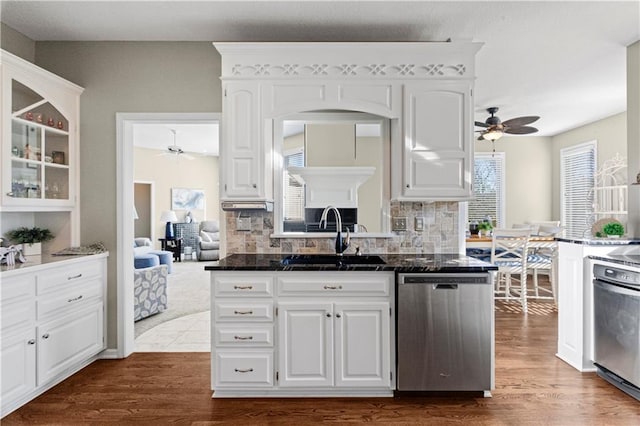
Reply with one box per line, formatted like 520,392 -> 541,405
288,166 -> 375,208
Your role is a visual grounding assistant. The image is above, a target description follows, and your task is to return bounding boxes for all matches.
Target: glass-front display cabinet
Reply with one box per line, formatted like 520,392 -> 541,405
1,49 -> 83,210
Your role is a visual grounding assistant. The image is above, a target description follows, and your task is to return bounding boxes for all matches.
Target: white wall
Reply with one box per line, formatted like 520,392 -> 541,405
134,147 -> 219,247
475,135 -> 553,227
627,41 -> 640,238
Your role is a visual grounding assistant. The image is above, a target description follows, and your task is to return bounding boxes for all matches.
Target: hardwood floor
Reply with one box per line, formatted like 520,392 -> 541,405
4,301 -> 639,425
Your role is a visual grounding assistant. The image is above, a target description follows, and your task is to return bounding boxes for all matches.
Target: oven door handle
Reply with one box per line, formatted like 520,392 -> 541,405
594,279 -> 640,297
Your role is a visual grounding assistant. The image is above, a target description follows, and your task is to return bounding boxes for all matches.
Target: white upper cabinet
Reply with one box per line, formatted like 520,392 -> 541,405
399,81 -> 473,200
1,49 -> 83,211
221,81 -> 268,200
214,42 -> 481,203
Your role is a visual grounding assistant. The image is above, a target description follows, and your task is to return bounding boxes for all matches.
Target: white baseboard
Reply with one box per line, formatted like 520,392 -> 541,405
99,348 -> 122,359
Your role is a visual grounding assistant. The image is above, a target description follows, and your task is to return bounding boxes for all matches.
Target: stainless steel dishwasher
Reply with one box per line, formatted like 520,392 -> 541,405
396,273 -> 494,394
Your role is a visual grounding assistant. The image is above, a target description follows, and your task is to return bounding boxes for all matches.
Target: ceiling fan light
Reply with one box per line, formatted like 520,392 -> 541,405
483,129 -> 503,141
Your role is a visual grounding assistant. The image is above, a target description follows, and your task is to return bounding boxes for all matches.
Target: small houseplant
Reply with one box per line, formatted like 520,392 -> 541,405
602,222 -> 624,238
477,221 -> 493,237
5,226 -> 54,256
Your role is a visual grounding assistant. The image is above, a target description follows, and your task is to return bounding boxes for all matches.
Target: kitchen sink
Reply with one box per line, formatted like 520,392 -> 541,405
280,254 -> 386,266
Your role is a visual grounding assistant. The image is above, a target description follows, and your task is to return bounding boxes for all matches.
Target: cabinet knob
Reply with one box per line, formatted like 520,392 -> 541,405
406,184 -> 410,188
27,339 -> 36,345
335,313 -> 342,318
252,183 -> 257,188
326,313 -> 332,318
42,333 -> 50,339
234,368 -> 254,373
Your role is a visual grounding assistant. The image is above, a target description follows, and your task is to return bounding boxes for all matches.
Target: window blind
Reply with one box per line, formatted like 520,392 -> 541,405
561,142 -> 596,239
469,153 -> 505,227
284,151 -> 304,220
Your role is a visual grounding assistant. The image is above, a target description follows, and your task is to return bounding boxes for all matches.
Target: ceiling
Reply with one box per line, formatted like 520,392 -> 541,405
132,122 -> 220,156
2,1 -> 639,139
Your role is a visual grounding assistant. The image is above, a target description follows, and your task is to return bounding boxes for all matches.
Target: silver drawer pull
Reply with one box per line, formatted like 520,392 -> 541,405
323,285 -> 342,290
67,295 -> 83,303
68,273 -> 83,280
234,335 -> 254,340
27,339 -> 36,345
234,368 -> 254,373
42,333 -> 50,339
234,285 -> 253,290
234,310 -> 253,315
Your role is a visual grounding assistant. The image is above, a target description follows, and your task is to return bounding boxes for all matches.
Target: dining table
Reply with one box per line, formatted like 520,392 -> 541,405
465,234 -> 558,302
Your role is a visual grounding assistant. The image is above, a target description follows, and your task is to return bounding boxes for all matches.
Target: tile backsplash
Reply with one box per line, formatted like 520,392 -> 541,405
224,201 -> 460,254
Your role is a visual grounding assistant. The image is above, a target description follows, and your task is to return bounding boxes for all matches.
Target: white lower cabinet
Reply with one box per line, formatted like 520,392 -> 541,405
0,254 -> 107,417
211,271 -> 394,397
278,301 -> 391,389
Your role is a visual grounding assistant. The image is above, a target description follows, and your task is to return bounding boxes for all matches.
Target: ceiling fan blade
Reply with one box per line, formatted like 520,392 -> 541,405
504,126 -> 538,135
474,121 -> 489,128
502,116 -> 540,127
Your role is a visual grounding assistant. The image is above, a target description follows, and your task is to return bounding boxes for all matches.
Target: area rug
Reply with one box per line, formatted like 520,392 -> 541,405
134,260 -> 214,338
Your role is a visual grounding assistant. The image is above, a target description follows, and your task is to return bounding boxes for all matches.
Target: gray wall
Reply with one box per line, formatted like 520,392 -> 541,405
1,22 -> 35,62
34,42 -> 221,348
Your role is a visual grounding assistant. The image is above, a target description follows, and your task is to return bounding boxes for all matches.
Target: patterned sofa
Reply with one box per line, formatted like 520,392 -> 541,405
134,264 -> 168,321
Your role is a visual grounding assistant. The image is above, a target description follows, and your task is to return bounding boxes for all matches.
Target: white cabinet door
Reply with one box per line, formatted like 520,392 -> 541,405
0,329 -> 36,410
37,302 -> 103,386
399,81 -> 473,200
222,81 -> 266,200
334,302 -> 391,388
277,302 -> 333,387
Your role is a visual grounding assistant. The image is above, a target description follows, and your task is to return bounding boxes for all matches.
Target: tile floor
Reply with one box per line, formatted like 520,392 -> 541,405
135,310 -> 210,352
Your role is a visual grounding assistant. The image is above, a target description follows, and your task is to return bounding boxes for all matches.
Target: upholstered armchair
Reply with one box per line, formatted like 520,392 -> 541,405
197,220 -> 220,261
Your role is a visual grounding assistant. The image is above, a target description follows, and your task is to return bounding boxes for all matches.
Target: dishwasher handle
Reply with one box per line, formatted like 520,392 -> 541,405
433,284 -> 458,290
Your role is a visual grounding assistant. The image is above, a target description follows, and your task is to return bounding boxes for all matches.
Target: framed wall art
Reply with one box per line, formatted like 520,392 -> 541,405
171,188 -> 205,211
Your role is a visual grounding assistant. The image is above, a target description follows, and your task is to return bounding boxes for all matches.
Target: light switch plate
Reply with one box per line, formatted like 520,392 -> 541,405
392,217 -> 407,232
415,217 -> 424,231
236,217 -> 251,231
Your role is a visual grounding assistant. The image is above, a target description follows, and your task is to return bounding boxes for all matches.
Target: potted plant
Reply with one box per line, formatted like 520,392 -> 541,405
5,226 -> 54,256
477,221 -> 493,237
602,222 -> 625,238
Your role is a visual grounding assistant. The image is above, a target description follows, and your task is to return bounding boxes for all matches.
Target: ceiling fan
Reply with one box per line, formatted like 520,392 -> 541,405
475,107 -> 540,142
159,129 -> 194,160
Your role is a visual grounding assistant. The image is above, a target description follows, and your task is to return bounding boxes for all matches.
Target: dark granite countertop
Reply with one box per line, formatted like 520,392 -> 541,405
556,237 -> 640,245
205,253 -> 498,273
589,254 -> 640,269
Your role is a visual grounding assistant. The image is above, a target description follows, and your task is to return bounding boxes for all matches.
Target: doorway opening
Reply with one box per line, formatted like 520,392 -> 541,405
116,112 -> 221,357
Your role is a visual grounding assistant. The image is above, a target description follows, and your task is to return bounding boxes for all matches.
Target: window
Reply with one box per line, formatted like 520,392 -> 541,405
469,153 -> 505,227
283,149 -> 304,221
561,141 -> 596,239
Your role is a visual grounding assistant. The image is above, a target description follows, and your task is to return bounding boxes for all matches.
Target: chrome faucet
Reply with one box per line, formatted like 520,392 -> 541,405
319,205 -> 350,255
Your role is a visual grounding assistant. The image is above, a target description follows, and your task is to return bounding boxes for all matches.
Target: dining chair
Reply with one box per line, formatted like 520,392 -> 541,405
491,228 -> 532,313
526,224 -> 562,302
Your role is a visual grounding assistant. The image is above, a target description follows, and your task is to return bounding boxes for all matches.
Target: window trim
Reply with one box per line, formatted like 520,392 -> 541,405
560,140 -> 597,239
469,152 -> 506,228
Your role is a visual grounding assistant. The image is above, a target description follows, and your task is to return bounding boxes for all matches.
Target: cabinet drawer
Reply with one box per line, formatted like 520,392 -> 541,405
215,301 -> 273,322
1,299 -> 35,333
37,260 -> 102,295
215,324 -> 273,347
1,274 -> 36,305
278,273 -> 391,296
214,275 -> 273,297
37,277 -> 103,320
214,350 -> 273,387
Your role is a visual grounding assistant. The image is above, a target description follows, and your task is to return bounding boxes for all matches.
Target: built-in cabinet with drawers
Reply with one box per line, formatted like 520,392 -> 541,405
0,254 -> 107,417
214,42 -> 482,205
210,271 -> 394,397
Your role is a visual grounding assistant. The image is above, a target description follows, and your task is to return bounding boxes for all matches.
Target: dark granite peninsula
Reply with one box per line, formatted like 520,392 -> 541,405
205,253 -> 497,273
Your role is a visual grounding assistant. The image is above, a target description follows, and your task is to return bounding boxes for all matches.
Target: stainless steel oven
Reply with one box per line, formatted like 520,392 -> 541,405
592,262 -> 640,401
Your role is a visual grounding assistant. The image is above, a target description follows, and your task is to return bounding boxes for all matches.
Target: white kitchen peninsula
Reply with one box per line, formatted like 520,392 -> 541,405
556,238 -> 640,372
206,253 -> 497,398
